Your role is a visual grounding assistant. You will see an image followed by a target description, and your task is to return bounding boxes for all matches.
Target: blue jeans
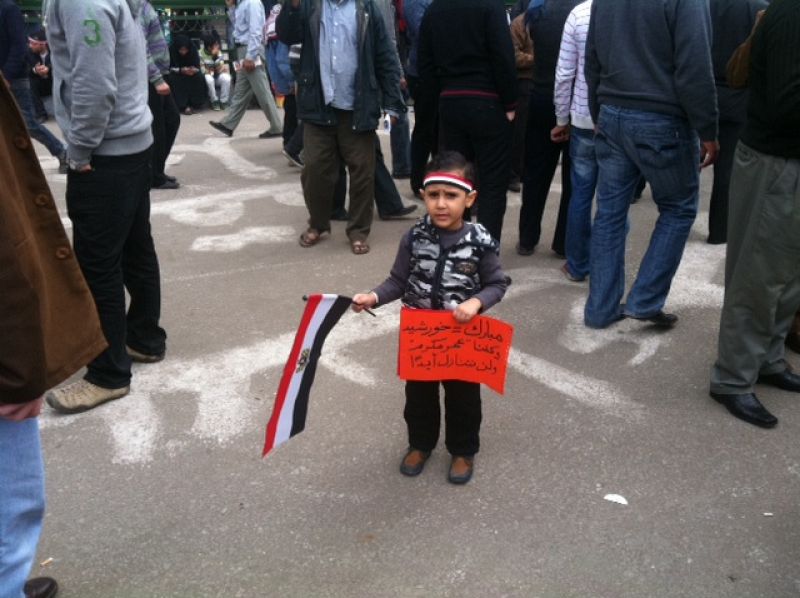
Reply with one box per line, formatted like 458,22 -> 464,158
584,105 -> 699,328
0,418 -> 45,598
565,126 -> 598,279
9,78 -> 64,158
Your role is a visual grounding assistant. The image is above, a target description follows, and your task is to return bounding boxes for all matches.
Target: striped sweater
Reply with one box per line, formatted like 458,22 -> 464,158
140,0 -> 170,87
553,0 -> 592,130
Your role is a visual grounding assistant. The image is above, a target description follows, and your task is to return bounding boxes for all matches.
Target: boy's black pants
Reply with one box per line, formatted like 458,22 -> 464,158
404,380 -> 481,456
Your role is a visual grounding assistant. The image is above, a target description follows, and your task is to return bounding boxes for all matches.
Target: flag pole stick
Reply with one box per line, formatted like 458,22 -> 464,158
302,295 -> 376,317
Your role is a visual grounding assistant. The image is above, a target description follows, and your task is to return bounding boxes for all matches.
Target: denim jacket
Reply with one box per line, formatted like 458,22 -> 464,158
276,0 -> 405,131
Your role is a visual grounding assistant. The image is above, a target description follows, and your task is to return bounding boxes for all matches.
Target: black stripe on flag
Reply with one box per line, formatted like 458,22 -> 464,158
290,295 -> 352,436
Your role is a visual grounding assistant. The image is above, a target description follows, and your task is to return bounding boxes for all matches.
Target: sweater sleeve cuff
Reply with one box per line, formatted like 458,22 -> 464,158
67,143 -> 92,168
556,116 -> 569,127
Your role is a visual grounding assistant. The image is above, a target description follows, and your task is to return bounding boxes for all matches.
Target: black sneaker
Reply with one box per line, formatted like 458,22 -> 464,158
379,205 -> 417,220
209,121 -> 233,137
258,130 -> 282,139
152,179 -> 180,190
282,148 -> 304,168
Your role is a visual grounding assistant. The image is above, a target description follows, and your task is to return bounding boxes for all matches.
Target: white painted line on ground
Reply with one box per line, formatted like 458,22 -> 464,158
191,225 -> 297,252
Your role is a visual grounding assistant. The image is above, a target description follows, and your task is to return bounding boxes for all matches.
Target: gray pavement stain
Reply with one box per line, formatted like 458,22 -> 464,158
31,114 -> 800,597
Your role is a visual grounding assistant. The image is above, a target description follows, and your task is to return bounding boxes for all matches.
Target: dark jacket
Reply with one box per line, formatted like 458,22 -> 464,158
585,0 -> 719,141
418,0 -> 517,110
0,79 -> 107,404
27,50 -> 54,97
276,0 -> 404,131
0,0 -> 27,81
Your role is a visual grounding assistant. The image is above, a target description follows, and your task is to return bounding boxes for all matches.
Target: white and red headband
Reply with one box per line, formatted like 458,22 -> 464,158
422,172 -> 474,193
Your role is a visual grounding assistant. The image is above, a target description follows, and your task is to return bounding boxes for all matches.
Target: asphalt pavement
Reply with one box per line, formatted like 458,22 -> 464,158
31,108 -> 800,598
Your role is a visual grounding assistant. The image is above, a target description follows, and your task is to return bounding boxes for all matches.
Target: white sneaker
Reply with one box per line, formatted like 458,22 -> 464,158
45,380 -> 130,414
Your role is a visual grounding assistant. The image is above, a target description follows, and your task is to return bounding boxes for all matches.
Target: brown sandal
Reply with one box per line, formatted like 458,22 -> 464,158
299,228 -> 325,248
350,239 -> 370,255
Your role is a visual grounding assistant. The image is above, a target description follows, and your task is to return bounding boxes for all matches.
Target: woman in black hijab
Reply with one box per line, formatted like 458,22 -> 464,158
169,34 -> 207,114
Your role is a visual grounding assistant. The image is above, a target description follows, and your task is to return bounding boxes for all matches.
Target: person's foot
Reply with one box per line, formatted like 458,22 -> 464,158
127,346 -> 166,363
282,148 -> 304,168
220,102 -> 229,110
46,380 -> 130,414
507,177 -> 521,193
399,448 -> 431,476
58,150 -> 68,174
24,577 -> 58,598
448,456 -> 474,484
378,205 -> 417,220
209,121 -> 233,137
164,174 -> 177,183
211,100 -> 222,111
391,171 -> 410,180
758,367 -> 800,392
624,310 -> 678,328
299,228 -> 327,248
330,209 -> 349,221
350,239 -> 370,255
258,130 -> 282,139
786,332 -> 800,355
710,392 -> 777,428
560,263 -> 585,282
516,243 -> 535,256
183,106 -> 193,115
152,179 -> 180,190
706,236 -> 726,245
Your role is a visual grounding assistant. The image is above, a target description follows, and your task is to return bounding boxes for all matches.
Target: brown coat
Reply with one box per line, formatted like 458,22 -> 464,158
510,14 -> 534,80
0,79 -> 107,404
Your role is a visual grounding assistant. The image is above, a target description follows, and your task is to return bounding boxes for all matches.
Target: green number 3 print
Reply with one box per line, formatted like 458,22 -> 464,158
83,19 -> 101,47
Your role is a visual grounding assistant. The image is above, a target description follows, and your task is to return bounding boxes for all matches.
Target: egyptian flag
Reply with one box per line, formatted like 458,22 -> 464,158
263,294 -> 351,456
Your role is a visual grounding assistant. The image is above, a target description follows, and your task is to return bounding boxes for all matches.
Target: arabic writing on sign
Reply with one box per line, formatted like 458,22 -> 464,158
397,308 -> 514,394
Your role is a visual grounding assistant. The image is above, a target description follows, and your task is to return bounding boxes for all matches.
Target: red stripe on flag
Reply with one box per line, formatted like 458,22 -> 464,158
263,294 -> 322,455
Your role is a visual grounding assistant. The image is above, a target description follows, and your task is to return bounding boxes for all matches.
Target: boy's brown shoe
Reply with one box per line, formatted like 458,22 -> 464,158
399,448 -> 431,477
448,456 -> 474,485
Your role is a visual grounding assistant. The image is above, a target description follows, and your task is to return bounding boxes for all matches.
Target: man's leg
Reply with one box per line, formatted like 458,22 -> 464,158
565,126 -> 598,279
249,65 -> 283,134
711,146 -> 800,394
623,112 -> 699,318
301,122 -> 341,234
148,84 -> 169,187
0,418 -> 44,598
390,106 -> 411,177
123,150 -> 167,358
373,137 -> 406,216
584,105 -> 639,328
471,102 -> 513,241
408,75 -> 438,194
519,91 -> 566,251
9,79 -> 64,159
337,113 -> 376,243
707,119 -> 742,244
204,74 -> 218,102
282,94 -> 298,147
219,61 -> 254,131
162,93 -> 181,174
67,154 -> 145,389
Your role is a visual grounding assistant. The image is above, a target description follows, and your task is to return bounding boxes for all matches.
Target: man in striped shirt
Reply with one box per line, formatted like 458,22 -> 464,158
552,0 -> 593,283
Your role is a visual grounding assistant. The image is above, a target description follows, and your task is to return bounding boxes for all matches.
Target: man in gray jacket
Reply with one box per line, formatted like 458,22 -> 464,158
583,0 -> 719,329
44,0 -> 168,414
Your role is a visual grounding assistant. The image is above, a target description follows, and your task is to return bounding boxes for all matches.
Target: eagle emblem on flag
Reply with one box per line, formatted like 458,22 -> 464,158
295,349 -> 310,373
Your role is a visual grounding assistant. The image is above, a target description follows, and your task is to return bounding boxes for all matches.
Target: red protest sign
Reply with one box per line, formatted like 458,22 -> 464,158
397,308 -> 514,394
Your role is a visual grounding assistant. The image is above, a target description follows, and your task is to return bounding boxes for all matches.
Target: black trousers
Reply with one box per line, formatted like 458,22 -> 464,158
708,119 -> 744,244
331,138 -> 406,216
407,75 -> 439,195
510,78 -> 532,180
519,90 -> 572,254
439,96 -> 512,241
66,149 -> 167,389
148,83 -> 181,187
404,380 -> 481,456
282,94 -> 298,147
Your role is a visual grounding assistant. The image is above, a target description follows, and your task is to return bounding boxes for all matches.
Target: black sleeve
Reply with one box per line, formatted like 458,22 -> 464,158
371,230 -> 413,306
371,2 -> 405,114
585,3 -> 600,124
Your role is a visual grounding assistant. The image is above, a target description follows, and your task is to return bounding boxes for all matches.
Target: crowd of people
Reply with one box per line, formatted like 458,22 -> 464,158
1,0 -> 799,596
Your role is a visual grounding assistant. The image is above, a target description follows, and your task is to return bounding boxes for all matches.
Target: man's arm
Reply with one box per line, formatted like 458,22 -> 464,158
553,11 -> 578,127
245,0 -> 266,60
584,4 -> 600,125
0,4 -> 28,81
371,3 -> 405,114
762,12 -> 800,130
58,1 -> 120,168
486,0 -> 517,112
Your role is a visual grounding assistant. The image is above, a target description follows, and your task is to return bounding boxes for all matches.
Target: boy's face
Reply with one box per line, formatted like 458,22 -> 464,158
210,43 -> 220,55
422,177 -> 477,231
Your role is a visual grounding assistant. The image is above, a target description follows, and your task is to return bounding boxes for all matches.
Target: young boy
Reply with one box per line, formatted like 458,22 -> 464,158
352,151 -> 508,484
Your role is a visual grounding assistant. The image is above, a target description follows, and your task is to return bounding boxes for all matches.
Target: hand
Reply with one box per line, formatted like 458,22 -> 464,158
400,77 -> 407,91
0,397 -> 43,421
243,59 -> 256,72
225,0 -> 235,7
73,163 -> 92,173
290,0 -> 301,7
351,292 -> 377,313
155,81 -> 171,95
390,115 -> 398,127
453,298 -> 482,323
505,110 -> 516,122
551,124 -> 570,143
700,140 -> 719,169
